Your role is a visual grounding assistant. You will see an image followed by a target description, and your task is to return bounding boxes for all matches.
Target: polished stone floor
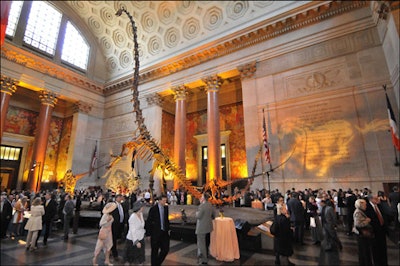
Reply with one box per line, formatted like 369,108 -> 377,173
1,222 -> 399,266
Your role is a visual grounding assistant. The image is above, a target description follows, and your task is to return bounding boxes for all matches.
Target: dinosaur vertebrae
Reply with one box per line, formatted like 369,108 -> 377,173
118,8 -> 202,201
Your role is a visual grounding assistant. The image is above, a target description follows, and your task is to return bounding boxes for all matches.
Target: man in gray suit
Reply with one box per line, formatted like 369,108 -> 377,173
195,192 -> 214,265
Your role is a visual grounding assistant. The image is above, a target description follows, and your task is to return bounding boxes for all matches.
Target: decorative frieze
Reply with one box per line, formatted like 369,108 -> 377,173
1,45 -> 104,94
0,74 -> 18,95
260,28 -> 380,78
286,66 -> 345,98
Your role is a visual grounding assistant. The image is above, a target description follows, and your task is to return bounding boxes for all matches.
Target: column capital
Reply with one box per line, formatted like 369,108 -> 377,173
238,61 -> 257,80
0,74 -> 18,95
202,75 -> 223,93
171,85 -> 188,101
146,93 -> 163,107
38,90 -> 58,107
73,101 -> 92,114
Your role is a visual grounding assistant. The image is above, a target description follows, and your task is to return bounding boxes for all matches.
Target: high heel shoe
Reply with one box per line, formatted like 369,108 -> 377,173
104,262 -> 113,266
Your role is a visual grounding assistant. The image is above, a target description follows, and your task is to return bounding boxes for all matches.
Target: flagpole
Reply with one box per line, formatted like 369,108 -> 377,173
263,108 -> 272,192
267,107 -> 273,172
95,140 -> 98,178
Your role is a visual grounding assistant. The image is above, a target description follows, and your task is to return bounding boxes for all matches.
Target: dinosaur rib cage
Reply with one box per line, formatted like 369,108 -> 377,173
117,7 -> 203,202
116,8 -> 264,205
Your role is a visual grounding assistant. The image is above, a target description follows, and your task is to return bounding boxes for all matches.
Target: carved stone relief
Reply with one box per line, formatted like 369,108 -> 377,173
285,65 -> 345,98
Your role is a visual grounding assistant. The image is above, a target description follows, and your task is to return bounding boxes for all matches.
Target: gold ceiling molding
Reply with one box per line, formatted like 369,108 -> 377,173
104,1 -> 367,96
0,44 -> 104,95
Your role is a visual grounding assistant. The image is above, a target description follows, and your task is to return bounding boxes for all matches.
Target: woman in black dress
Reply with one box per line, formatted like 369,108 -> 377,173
273,203 -> 295,265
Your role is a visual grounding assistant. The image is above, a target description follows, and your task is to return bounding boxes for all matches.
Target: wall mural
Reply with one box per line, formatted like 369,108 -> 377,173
5,105 -> 72,184
42,118 -> 63,182
220,102 -> 247,179
55,116 -> 72,181
162,102 -> 247,183
4,105 -> 38,136
161,111 -> 175,160
186,109 -> 206,181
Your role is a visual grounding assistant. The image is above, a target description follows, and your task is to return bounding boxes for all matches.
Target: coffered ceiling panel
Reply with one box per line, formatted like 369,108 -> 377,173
64,1 -> 311,82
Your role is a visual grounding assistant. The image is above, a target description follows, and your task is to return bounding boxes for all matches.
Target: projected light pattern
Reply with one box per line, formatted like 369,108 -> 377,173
278,117 -> 388,177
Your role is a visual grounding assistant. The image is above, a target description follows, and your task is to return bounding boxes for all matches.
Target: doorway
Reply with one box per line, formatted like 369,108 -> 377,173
0,145 -> 22,191
201,144 -> 227,185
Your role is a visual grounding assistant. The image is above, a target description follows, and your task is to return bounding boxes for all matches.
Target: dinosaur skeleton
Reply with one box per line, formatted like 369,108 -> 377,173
113,8 -> 204,202
113,8 -> 294,205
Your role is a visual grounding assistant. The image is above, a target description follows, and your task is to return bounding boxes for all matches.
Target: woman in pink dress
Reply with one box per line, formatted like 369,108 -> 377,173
93,202 -> 116,266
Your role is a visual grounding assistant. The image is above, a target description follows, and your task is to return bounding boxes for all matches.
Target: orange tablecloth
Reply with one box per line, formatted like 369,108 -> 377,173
251,200 -> 263,209
210,217 -> 240,262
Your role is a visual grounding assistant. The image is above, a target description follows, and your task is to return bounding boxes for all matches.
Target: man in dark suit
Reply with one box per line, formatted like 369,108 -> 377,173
388,186 -> 399,227
365,194 -> 388,266
345,189 -> 357,235
0,193 -> 14,239
286,192 -> 305,244
37,192 -> 57,246
195,192 -> 214,265
110,194 -> 126,261
146,194 -> 170,266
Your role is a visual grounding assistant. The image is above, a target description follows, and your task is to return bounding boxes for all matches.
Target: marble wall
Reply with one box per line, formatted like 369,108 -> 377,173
246,28 -> 399,193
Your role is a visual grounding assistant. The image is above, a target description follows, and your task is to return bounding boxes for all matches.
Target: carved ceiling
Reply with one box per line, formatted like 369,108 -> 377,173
3,1 -> 389,98
63,1 -> 348,84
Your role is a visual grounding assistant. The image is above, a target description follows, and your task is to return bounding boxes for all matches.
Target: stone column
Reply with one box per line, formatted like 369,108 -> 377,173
69,101 -> 92,177
145,93 -> 164,199
27,90 -> 58,192
172,85 -> 188,190
0,75 -> 18,142
202,75 -> 223,182
238,62 -> 263,189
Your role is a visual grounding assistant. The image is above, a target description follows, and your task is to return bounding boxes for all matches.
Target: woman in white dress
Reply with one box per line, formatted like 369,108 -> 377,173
24,197 -> 44,251
169,191 -> 178,206
124,200 -> 146,265
93,202 -> 116,266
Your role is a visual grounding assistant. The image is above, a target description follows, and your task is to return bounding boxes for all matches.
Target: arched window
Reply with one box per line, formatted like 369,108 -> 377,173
5,1 -> 90,72
62,21 -> 90,70
4,1 -> 23,38
23,1 -> 62,55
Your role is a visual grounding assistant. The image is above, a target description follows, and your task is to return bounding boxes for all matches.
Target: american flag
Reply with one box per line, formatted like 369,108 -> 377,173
89,141 -> 97,175
263,109 -> 271,164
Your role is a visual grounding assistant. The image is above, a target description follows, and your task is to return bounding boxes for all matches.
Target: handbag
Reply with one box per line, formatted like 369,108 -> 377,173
310,217 -> 316,228
357,225 -> 374,239
98,227 -> 108,240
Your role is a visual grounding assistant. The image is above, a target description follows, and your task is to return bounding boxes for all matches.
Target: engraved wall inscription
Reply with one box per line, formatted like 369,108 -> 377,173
274,94 -> 376,179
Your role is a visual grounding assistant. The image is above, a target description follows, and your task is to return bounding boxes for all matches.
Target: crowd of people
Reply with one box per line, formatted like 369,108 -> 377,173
0,185 -> 399,265
269,186 -> 399,266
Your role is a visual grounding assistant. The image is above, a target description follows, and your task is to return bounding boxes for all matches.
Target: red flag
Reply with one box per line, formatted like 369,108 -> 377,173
89,142 -> 97,175
0,1 -> 12,46
384,88 -> 400,151
263,109 -> 271,164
